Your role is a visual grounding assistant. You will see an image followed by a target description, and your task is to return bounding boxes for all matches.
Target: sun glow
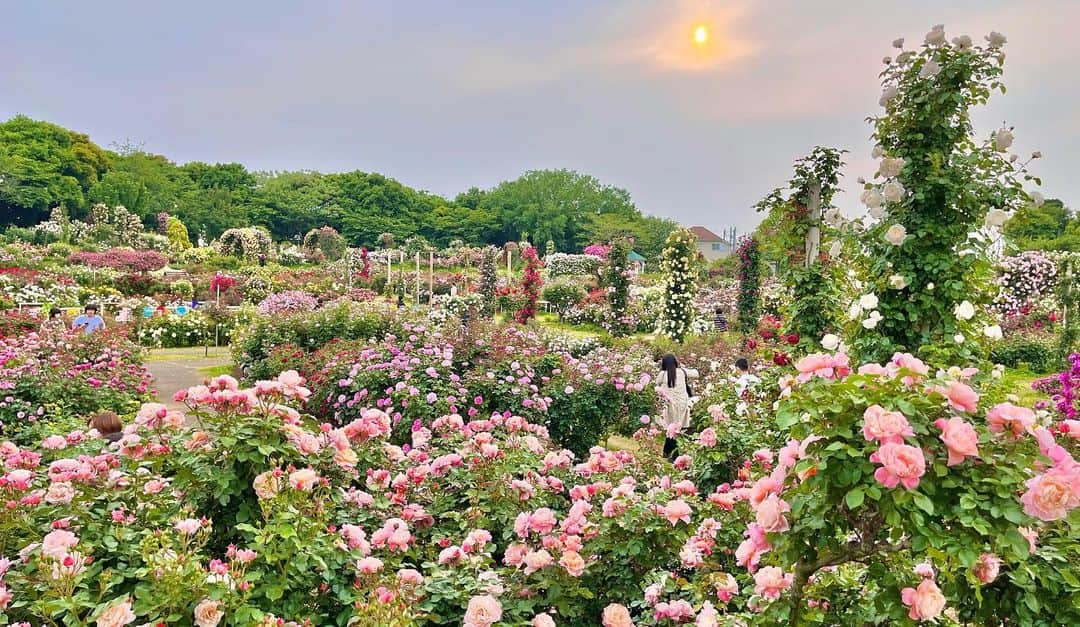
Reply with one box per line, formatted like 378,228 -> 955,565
693,24 -> 709,45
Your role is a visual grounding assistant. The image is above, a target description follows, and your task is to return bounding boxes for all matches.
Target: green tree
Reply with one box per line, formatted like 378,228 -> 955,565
1002,199 -> 1080,250
0,115 -> 111,225
248,171 -> 341,241
89,147 -> 192,222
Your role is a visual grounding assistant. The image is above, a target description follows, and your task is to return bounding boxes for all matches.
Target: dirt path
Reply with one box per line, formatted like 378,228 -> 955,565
144,347 -> 232,411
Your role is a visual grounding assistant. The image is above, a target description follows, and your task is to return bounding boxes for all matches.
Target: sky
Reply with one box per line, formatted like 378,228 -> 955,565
4,0 -> 1077,236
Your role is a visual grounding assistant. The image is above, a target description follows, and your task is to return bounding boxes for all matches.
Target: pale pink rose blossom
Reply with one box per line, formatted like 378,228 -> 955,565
870,442 -> 926,490
972,553 -> 1002,584
755,495 -> 791,532
601,603 -> 634,627
986,403 -> 1035,438
193,598 -> 224,627
753,566 -> 793,600
95,598 -> 136,627
934,417 -> 980,466
900,579 -> 946,620
862,405 -> 914,444
463,595 -> 503,627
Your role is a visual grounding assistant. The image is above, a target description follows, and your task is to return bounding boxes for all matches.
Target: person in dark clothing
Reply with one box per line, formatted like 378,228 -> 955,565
714,308 -> 728,332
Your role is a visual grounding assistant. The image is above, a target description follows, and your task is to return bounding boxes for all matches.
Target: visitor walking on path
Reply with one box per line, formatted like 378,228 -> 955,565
72,304 -> 106,335
656,353 -> 698,461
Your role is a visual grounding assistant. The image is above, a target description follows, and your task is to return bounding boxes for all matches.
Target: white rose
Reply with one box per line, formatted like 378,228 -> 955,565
983,324 -> 1003,340
1030,191 -> 1045,207
952,35 -> 973,50
862,310 -> 884,329
828,240 -> 843,259
926,282 -> 935,291
954,300 -> 976,320
879,86 -> 899,107
872,145 -> 884,159
926,24 -> 946,46
861,188 -> 884,209
920,59 -> 941,78
893,37 -> 905,49
985,31 -> 1007,48
954,333 -> 965,344
859,293 -> 879,310
869,205 -> 886,219
879,157 -> 905,178
821,334 -> 841,350
885,224 -> 907,246
896,51 -> 915,64
824,208 -> 842,226
889,274 -> 908,289
883,180 -> 906,203
848,302 -> 863,320
986,208 -> 1008,227
994,128 -> 1014,151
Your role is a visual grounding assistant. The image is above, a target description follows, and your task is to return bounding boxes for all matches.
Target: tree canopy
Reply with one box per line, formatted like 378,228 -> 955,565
0,116 -> 678,253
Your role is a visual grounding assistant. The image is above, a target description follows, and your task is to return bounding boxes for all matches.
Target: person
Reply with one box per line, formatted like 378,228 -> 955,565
41,308 -> 67,334
258,253 -> 267,267
657,353 -> 699,461
714,307 -> 728,332
72,304 -> 106,335
734,357 -> 761,397
88,411 -> 123,443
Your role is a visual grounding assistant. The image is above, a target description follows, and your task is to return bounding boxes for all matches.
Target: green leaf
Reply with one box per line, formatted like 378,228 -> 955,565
845,487 -> 865,509
913,492 -> 934,515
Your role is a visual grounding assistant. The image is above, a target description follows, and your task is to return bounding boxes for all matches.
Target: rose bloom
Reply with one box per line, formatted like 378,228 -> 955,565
1021,469 -> 1080,521
193,598 -> 224,627
41,529 -> 78,559
559,550 -> 586,577
397,568 -> 424,585
96,597 -> 136,627
901,579 -> 946,621
934,417 -> 980,466
663,499 -> 692,525
755,495 -> 791,533
601,603 -> 634,627
862,405 -> 914,444
252,471 -> 281,499
45,481 -> 76,505
753,566 -> 793,600
356,556 -> 384,574
533,613 -> 556,627
175,518 -> 202,535
42,435 -> 67,450
972,553 -> 1002,584
716,573 -> 739,602
463,595 -> 503,627
288,468 -> 320,491
933,381 -> 979,413
523,549 -> 554,574
986,403 -> 1035,438
871,442 -> 926,490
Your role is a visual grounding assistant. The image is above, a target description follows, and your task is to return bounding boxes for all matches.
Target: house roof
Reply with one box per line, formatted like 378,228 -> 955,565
627,250 -> 646,262
688,226 -> 721,241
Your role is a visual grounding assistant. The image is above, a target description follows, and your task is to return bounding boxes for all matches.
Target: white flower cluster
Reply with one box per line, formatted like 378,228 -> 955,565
545,253 -> 602,278
849,292 -> 884,329
991,251 -> 1058,315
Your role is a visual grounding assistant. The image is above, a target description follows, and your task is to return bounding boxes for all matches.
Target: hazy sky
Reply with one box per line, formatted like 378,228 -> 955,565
4,0 -> 1076,235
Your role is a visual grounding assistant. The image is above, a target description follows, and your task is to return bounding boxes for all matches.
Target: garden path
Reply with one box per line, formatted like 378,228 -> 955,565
144,347 -> 232,414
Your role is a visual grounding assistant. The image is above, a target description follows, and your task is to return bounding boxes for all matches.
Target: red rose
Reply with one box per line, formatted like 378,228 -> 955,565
785,334 -> 800,345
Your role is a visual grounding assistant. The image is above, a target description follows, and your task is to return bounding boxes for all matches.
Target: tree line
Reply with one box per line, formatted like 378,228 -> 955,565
0,115 -> 677,257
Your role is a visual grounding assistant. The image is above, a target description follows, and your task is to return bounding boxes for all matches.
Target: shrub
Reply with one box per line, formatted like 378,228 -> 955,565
988,333 -> 1060,373
218,227 -> 273,261
542,281 -> 586,316
545,253 -> 600,277
67,249 -> 169,273
257,290 -> 320,315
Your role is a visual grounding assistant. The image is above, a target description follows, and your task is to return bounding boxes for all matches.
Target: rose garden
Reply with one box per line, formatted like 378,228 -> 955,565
2,26 -> 1080,627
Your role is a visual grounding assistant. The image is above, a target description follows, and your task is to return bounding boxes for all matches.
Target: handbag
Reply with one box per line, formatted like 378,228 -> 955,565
682,368 -> 693,397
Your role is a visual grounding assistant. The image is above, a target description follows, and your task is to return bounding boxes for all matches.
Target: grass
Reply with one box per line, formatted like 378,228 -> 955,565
606,434 -> 640,452
197,364 -> 236,378
1000,368 -> 1047,406
144,346 -> 231,362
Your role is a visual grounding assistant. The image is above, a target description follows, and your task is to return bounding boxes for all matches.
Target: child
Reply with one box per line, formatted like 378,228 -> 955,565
714,308 -> 728,332
88,411 -> 124,443
72,304 -> 106,335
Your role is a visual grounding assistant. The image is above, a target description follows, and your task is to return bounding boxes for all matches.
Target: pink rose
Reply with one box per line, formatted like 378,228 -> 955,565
900,579 -> 946,620
41,529 -> 78,559
175,518 -> 202,535
986,403 -> 1035,438
654,600 -> 695,622
463,595 -> 503,627
870,442 -> 926,490
1020,469 -> 1080,521
193,598 -> 224,627
735,523 -> 771,571
601,603 -> 634,627
755,495 -> 790,532
42,435 -> 67,450
559,550 -> 585,577
862,405 -> 914,444
523,549 -> 554,574
397,568 -> 424,585
533,614 -> 556,627
95,598 -> 136,627
753,566 -> 793,600
698,428 -> 717,448
252,471 -> 281,500
932,381 -> 979,413
715,573 -> 739,602
972,553 -> 1002,584
356,556 -> 384,574
504,543 -> 528,566
933,417 -> 979,466
288,468 -> 320,491
663,499 -> 692,525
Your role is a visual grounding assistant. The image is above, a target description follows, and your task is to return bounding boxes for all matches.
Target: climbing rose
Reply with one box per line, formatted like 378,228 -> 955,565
901,579 -> 946,621
871,442 -> 926,490
753,566 -> 793,600
885,224 -> 907,246
663,499 -> 692,525
288,468 -> 320,491
933,381 -> 979,413
755,495 -> 790,533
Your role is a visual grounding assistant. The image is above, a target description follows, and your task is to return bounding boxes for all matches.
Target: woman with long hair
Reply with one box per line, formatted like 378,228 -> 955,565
657,353 -> 699,460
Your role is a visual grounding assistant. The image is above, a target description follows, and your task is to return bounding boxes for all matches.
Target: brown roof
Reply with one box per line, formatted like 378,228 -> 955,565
688,226 -> 721,241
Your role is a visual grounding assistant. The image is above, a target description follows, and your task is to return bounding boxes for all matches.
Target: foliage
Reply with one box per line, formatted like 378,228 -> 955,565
754,147 -> 846,353
1003,198 -> 1080,251
988,333 -> 1060,373
735,237 -> 762,336
545,253 -> 601,278
478,246 -> 499,319
166,216 -> 192,250
218,227 -> 273,261
605,237 -> 632,318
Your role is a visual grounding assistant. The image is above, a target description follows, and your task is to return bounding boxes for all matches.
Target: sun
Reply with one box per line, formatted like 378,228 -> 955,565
693,24 -> 709,45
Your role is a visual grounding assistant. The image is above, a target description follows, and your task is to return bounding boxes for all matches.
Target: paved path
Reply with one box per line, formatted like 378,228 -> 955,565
144,347 -> 232,411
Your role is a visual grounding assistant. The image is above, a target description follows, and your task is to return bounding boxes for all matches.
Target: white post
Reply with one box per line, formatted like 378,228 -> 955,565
429,252 -> 434,303
387,250 -> 392,285
415,252 -> 421,305
507,250 -> 512,277
805,180 -> 822,269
